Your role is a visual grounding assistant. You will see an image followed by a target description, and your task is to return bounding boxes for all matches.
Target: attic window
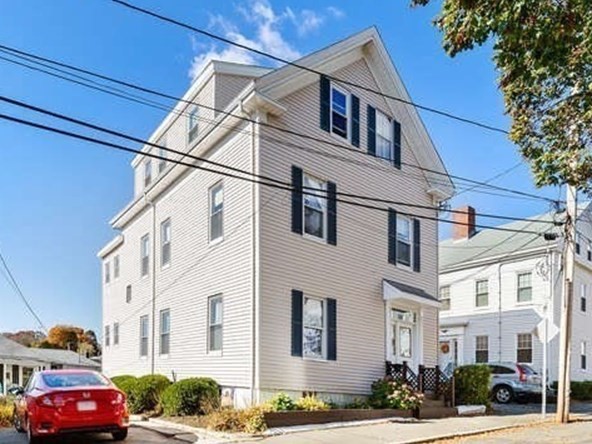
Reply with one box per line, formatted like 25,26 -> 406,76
330,86 -> 349,139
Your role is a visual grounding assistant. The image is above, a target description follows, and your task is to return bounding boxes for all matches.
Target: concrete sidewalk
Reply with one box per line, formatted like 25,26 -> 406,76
243,413 -> 557,444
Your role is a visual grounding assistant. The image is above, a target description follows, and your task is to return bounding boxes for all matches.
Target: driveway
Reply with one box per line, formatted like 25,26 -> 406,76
0,426 -> 184,443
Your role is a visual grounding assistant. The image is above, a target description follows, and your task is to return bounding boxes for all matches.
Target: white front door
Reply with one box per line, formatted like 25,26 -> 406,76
387,307 -> 419,369
439,335 -> 464,373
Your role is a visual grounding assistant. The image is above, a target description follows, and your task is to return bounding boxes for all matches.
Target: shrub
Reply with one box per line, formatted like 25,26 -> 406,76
266,392 -> 296,412
344,398 -> 371,409
295,395 -> 330,411
161,377 -> 220,416
204,406 -> 269,434
369,377 -> 423,410
454,364 -> 491,406
110,375 -> 138,396
128,374 -> 171,414
568,381 -> 592,400
0,402 -> 13,428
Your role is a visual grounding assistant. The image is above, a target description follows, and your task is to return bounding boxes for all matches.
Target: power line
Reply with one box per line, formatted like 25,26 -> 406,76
0,43 -> 559,205
0,248 -> 48,332
0,95 -> 559,228
454,162 -> 522,197
0,109 -> 551,237
111,0 -> 509,135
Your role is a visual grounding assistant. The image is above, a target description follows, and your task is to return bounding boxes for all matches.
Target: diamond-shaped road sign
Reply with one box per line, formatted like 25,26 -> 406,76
535,319 -> 560,343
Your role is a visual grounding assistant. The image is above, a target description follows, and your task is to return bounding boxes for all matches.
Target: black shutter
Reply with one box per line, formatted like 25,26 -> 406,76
351,95 -> 360,147
367,105 -> 376,156
393,120 -> 401,169
291,290 -> 303,357
291,166 -> 303,235
320,75 -> 331,132
327,298 -> 337,361
388,208 -> 397,265
413,218 -> 421,272
327,181 -> 337,246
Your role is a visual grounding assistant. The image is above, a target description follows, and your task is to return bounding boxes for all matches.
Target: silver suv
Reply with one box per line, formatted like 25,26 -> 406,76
488,362 -> 542,404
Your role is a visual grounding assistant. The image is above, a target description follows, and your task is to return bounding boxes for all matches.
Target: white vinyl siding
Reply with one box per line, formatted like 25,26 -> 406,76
375,110 -> 393,160
140,315 -> 149,357
141,234 -> 150,277
161,219 -> 172,267
303,174 -> 327,241
208,296 -> 223,353
209,182 -> 224,243
160,309 -> 170,356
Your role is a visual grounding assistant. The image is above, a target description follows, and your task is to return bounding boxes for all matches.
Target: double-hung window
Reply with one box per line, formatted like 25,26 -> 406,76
113,255 -> 120,279
303,297 -> 325,359
104,262 -> 110,284
161,219 -> 172,267
104,325 -> 110,347
517,272 -> 532,303
582,283 -> 588,312
376,110 -> 393,160
396,216 -> 412,266
141,234 -> 150,277
439,286 -> 451,311
588,243 -> 592,261
160,309 -> 170,355
208,296 -> 223,352
188,106 -> 199,143
140,315 -> 149,357
582,342 -> 588,370
330,86 -> 349,139
475,335 -> 488,363
126,285 -> 132,303
476,280 -> 489,307
113,322 -> 119,346
576,233 -> 581,255
158,138 -> 167,174
303,174 -> 327,240
144,160 -> 152,188
517,333 -> 532,363
209,182 -> 224,243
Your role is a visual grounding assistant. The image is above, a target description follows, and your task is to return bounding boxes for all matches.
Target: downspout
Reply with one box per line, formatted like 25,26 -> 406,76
144,192 -> 157,375
498,262 -> 503,362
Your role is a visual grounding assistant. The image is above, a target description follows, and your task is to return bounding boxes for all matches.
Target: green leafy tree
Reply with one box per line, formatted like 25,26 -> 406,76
413,0 -> 592,190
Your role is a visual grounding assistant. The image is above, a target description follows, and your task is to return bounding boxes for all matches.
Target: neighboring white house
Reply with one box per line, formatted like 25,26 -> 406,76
99,27 -> 454,407
439,204 -> 592,382
0,335 -> 99,396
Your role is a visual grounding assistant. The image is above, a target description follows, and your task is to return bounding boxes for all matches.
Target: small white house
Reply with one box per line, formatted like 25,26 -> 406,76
439,204 -> 592,382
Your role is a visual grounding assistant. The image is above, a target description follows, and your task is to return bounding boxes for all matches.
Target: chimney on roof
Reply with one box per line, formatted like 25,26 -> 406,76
452,206 -> 476,240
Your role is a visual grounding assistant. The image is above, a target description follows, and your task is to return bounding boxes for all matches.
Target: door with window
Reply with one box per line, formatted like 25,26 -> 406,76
388,308 -> 418,368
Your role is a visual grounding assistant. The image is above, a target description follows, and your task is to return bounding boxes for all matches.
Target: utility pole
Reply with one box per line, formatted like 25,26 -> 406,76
556,184 -> 577,423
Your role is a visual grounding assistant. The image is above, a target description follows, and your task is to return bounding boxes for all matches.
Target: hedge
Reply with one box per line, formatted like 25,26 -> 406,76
129,374 -> 172,414
454,364 -> 491,406
552,380 -> 592,400
110,375 -> 138,397
161,377 -> 220,416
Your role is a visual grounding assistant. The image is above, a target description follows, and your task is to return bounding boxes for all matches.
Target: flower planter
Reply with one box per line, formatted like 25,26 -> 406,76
263,408 -> 413,428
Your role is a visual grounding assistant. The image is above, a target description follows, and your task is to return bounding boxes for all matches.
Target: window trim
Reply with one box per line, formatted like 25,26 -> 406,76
126,284 -> 132,304
329,84 -> 350,141
209,181 -> 224,245
208,295 -> 223,354
375,109 -> 394,161
161,218 -> 172,268
158,138 -> 167,174
159,309 -> 170,356
582,341 -> 588,371
139,315 -> 149,358
396,214 -> 413,268
104,261 -> 110,284
143,159 -> 152,188
302,173 -> 328,243
113,322 -> 119,346
113,255 -> 120,280
516,333 -> 533,364
140,234 -> 150,278
439,285 -> 451,311
302,296 -> 327,361
188,106 -> 199,144
516,271 -> 533,304
475,279 -> 489,308
104,325 -> 110,347
475,335 -> 489,363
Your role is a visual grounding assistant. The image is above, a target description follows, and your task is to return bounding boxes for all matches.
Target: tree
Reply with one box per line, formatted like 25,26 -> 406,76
2,330 -> 45,347
412,0 -> 592,190
46,325 -> 83,351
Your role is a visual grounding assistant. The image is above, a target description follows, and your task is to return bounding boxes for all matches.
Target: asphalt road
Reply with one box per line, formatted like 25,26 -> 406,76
0,426 -> 182,443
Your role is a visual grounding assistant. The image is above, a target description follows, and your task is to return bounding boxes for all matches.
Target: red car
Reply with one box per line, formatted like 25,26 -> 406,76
11,369 -> 129,443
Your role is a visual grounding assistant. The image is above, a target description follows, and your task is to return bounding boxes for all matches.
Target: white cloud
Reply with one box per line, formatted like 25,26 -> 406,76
326,6 -> 345,19
188,1 -> 345,80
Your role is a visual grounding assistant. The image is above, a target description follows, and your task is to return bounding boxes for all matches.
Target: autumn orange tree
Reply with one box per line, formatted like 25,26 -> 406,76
37,325 -> 100,356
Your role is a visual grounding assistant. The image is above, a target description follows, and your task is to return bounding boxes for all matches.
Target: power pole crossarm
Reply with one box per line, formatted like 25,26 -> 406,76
556,185 -> 577,423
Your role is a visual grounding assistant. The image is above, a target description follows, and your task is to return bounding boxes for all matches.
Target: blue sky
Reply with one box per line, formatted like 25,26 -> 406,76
0,0 -> 559,336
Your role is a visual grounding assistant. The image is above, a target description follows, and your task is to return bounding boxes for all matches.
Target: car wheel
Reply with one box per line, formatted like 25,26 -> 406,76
27,419 -> 44,444
112,428 -> 129,441
494,385 -> 514,404
13,410 -> 24,433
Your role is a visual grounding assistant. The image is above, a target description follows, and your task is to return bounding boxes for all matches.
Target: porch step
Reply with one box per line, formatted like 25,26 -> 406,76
421,397 -> 446,408
417,406 -> 458,420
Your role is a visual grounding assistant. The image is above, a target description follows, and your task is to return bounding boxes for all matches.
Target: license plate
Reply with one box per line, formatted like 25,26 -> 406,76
77,400 -> 97,411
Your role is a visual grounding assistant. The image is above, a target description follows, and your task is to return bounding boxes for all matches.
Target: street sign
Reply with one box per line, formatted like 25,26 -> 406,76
536,319 -> 559,342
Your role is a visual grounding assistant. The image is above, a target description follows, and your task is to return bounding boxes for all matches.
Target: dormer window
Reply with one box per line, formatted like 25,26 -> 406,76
376,110 -> 393,160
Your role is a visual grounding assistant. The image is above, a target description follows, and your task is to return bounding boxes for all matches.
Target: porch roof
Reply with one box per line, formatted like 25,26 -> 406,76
382,279 -> 440,308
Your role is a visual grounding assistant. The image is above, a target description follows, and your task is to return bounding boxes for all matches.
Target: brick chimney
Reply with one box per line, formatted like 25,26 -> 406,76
452,206 -> 476,240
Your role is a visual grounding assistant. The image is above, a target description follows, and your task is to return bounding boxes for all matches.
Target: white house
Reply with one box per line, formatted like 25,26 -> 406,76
439,204 -> 592,382
99,28 -> 454,407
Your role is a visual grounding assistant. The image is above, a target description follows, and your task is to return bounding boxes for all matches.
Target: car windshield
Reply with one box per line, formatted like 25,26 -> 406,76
41,372 -> 109,388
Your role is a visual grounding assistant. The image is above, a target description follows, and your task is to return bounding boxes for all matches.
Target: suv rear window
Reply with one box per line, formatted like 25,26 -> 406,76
489,365 -> 515,375
42,373 -> 109,388
517,364 -> 537,375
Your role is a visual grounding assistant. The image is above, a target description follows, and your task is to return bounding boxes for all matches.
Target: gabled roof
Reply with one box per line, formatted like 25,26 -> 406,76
255,27 -> 454,199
